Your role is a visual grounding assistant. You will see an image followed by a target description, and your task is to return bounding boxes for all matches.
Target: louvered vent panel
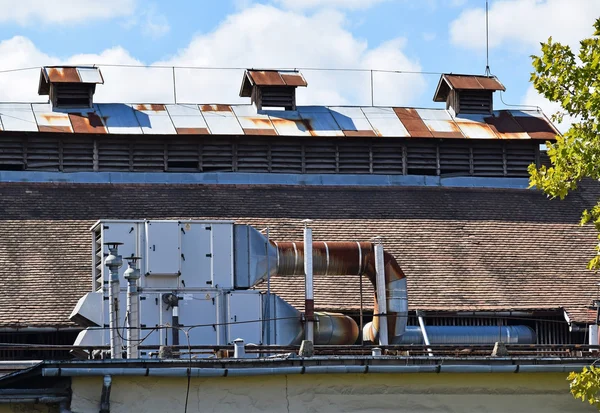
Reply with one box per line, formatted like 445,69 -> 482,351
260,87 -> 294,109
337,141 -> 370,173
505,143 -> 536,177
458,91 -> 492,114
406,140 -> 437,176
201,140 -> 233,172
540,150 -> 551,168
52,84 -> 93,108
97,139 -> 130,171
27,137 -> 60,170
167,140 -> 199,171
0,136 -> 24,170
472,142 -> 504,176
439,141 -> 470,176
62,138 -> 94,171
93,227 -> 103,292
371,141 -> 403,174
270,141 -> 303,173
304,141 -> 337,173
132,140 -> 164,171
237,141 -> 270,172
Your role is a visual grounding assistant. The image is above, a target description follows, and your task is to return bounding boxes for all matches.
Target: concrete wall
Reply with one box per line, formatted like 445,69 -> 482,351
59,373 -> 597,413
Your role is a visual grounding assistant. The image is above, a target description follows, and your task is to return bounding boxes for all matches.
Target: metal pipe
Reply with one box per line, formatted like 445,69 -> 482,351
99,375 -> 111,413
42,364 -> 589,377
233,339 -> 246,359
417,311 -> 433,357
104,243 -> 123,359
124,257 -> 141,359
275,241 -> 407,341
303,222 -> 314,343
374,241 -> 388,345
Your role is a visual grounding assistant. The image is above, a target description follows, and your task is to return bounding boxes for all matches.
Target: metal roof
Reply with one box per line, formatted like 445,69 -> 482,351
38,66 -> 104,96
240,70 -> 308,97
0,103 -> 559,140
433,74 -> 505,102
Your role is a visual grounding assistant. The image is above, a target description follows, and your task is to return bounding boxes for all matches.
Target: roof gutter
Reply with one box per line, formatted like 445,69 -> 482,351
42,364 -> 586,377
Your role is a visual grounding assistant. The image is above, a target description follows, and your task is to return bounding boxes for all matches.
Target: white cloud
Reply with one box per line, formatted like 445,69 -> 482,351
450,0 -> 600,50
0,4 -> 425,107
0,0 -> 136,25
124,3 -> 170,39
271,0 -> 386,10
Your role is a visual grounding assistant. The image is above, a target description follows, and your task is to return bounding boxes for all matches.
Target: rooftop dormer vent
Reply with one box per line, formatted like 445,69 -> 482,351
240,70 -> 307,110
433,74 -> 505,116
38,66 -> 104,109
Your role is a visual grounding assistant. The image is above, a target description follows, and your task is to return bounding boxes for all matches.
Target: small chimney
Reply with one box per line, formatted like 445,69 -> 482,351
239,69 -> 307,110
433,74 -> 505,116
38,66 -> 104,109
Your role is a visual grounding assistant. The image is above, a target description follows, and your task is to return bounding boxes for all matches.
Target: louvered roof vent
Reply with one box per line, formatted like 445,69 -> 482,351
240,69 -> 307,110
38,66 -> 104,109
433,74 -> 505,115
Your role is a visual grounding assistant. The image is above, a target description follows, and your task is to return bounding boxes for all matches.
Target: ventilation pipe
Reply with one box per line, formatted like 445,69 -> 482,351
123,257 -> 141,359
104,243 -> 123,359
302,220 -> 315,343
274,241 -> 408,343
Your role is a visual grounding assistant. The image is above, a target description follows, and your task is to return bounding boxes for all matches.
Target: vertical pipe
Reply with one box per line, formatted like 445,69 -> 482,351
265,228 -> 271,345
105,243 -> 123,359
124,258 -> 141,359
374,241 -> 388,345
304,223 -> 314,342
417,311 -> 433,357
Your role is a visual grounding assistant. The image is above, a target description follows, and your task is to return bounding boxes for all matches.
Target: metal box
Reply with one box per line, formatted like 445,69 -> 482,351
179,222 -> 212,288
145,221 -> 180,276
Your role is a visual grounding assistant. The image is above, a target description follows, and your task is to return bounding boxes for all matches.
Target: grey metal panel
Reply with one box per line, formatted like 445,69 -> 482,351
76,67 -> 103,84
32,103 -> 73,132
264,110 -> 311,136
361,107 -> 409,137
178,292 -> 218,345
0,103 -> 38,132
165,104 -> 208,131
328,106 -> 373,132
179,222 -> 212,288
231,105 -> 277,134
200,107 -> 243,135
228,291 -> 262,344
139,293 -> 161,349
416,109 -> 454,121
211,223 -> 234,288
298,106 -> 344,136
145,221 -> 180,276
233,225 -> 277,289
96,104 -> 142,134
132,105 -> 176,135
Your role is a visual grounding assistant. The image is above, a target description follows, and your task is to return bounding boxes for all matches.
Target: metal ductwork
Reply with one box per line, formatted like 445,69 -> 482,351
392,325 -> 536,345
273,241 -> 408,343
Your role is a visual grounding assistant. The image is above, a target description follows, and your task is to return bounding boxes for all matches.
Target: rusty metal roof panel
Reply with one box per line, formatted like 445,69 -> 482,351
131,104 -> 176,135
96,104 -> 142,135
297,106 -> 344,137
280,72 -> 308,87
453,113 -> 500,139
509,110 -> 559,140
68,110 -> 107,134
231,105 -> 277,136
200,105 -> 243,135
484,111 -> 528,140
165,104 -> 209,135
370,107 -> 414,138
328,107 -> 374,136
264,110 -> 311,136
32,103 -> 73,133
0,104 -> 38,132
444,74 -> 505,91
415,109 -> 464,139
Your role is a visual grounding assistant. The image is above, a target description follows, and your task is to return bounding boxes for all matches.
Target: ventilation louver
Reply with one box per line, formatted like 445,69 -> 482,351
38,66 -> 104,109
433,74 -> 504,116
240,69 -> 307,110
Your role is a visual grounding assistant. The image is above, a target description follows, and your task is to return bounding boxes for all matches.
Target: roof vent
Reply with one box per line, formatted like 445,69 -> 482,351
38,66 -> 104,109
433,74 -> 505,115
240,69 -> 307,110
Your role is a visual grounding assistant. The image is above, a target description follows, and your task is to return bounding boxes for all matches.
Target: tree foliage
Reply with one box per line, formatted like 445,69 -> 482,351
528,18 -> 600,270
529,18 -> 600,409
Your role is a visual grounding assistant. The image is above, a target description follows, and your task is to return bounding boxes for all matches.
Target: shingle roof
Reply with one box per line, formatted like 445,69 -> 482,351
0,182 -> 597,327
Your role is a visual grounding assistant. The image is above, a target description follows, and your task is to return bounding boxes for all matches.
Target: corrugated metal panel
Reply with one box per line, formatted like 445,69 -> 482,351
444,75 -> 505,91
68,110 -> 107,134
361,107 -> 410,137
132,104 -> 176,135
45,67 -> 80,83
453,113 -> 500,139
231,105 -> 277,136
76,67 -> 103,84
166,104 -> 209,135
510,110 -> 558,140
32,103 -> 73,133
96,104 -> 142,135
328,107 -> 374,136
248,71 -> 286,86
0,104 -> 38,132
485,111 -> 529,140
266,110 -> 311,136
200,105 -> 243,135
416,109 -> 463,139
280,72 -> 308,87
298,106 -> 344,137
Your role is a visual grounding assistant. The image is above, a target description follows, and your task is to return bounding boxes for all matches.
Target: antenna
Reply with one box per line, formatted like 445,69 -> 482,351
485,0 -> 491,76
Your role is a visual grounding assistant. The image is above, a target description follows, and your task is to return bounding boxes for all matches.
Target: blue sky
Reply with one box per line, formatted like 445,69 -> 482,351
0,0 -> 597,124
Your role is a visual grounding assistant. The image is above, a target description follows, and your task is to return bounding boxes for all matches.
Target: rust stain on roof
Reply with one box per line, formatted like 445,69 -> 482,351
69,113 -> 107,134
46,67 -> 80,83
280,73 -> 308,87
135,104 -> 166,112
200,104 -> 232,112
249,71 -> 286,87
444,75 -> 505,91
343,130 -> 377,137
243,128 -> 278,136
176,127 -> 210,135
38,125 -> 72,133
394,108 -> 433,138
484,112 -> 526,139
513,116 -> 558,140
